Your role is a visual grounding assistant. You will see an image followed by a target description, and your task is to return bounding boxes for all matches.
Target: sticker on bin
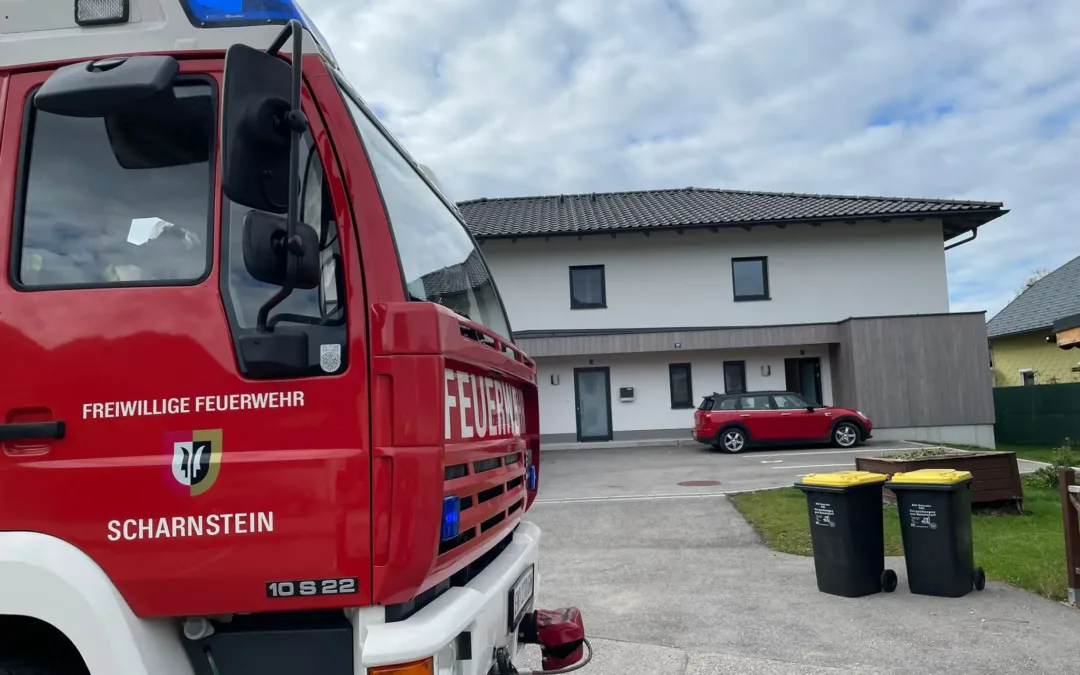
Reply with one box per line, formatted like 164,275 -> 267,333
799,470 -> 887,488
889,468 -> 972,485
812,501 -> 837,528
906,502 -> 939,530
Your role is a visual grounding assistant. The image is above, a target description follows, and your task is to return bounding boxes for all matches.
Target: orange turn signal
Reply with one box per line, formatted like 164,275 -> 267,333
369,658 -> 433,674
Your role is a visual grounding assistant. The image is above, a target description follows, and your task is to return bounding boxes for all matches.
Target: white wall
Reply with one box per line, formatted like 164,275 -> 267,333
536,346 -> 834,437
482,219 -> 950,332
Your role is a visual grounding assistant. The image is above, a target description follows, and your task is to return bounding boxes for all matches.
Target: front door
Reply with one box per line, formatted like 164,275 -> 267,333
574,367 -> 613,442
785,357 -> 823,405
0,63 -> 372,616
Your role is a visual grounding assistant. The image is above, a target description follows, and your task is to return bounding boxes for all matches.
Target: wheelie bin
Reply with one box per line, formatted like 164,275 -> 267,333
885,468 -> 985,597
795,470 -> 898,597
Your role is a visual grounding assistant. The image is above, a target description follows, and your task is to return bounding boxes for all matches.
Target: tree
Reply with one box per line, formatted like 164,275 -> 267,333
1014,267 -> 1051,298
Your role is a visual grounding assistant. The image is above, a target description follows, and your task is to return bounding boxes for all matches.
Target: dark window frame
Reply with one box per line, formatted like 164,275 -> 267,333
569,264 -> 607,310
668,362 -> 694,409
723,360 -> 747,394
731,256 -> 770,302
9,75 -> 218,292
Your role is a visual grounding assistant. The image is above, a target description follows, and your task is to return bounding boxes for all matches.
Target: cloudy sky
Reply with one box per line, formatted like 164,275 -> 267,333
304,0 -> 1080,319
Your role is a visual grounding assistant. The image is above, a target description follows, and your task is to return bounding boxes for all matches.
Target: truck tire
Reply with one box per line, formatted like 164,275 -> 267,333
0,658 -> 79,675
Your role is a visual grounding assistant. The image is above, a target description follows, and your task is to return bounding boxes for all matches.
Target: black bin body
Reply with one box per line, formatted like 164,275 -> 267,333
795,471 -> 894,598
886,469 -> 980,598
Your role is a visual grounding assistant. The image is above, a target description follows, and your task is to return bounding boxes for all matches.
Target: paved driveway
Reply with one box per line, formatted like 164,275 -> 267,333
537,441 -> 928,502
519,445 -> 1080,674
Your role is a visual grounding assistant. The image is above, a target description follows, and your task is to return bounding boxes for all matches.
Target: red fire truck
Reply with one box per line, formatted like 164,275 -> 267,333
0,1 -> 589,673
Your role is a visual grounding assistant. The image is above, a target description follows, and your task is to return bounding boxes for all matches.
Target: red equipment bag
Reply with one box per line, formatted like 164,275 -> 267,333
519,607 -> 586,671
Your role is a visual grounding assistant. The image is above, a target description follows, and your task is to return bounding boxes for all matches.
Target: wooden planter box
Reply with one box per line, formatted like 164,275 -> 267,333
854,451 -> 1023,507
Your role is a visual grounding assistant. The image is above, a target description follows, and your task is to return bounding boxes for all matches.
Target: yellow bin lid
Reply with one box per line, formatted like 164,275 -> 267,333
801,470 -> 888,488
889,468 -> 972,485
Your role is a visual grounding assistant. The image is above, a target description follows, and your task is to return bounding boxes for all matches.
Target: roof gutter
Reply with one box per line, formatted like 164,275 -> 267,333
944,226 -> 978,251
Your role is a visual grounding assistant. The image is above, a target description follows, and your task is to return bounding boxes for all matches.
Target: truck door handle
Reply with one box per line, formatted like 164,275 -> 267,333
780,413 -> 792,416
739,414 -> 750,418
0,421 -> 66,442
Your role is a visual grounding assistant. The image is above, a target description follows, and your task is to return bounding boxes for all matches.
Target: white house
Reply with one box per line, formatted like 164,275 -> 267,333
457,187 -> 1008,448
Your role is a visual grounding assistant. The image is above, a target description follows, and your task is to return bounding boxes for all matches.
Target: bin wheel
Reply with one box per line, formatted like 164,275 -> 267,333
973,567 -> 986,591
880,569 -> 898,593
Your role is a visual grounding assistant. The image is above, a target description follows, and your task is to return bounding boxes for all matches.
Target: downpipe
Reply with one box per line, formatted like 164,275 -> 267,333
944,227 -> 978,251
490,608 -> 593,675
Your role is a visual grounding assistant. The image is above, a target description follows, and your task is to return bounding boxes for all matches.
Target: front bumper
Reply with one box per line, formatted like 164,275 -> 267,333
357,520 -> 541,674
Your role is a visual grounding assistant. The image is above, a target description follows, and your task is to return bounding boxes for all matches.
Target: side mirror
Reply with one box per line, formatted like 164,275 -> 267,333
220,43 -> 293,214
34,55 -> 179,117
242,211 -> 320,290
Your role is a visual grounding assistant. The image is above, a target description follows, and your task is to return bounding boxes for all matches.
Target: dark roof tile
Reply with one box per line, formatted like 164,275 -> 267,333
987,254 -> 1080,338
457,187 -> 1006,240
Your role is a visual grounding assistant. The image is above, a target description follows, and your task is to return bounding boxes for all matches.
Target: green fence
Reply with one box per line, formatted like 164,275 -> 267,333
994,382 -> 1080,446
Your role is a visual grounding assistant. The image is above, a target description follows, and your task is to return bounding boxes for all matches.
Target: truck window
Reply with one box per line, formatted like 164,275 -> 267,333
333,78 -> 513,341
220,128 -> 348,377
13,80 -> 213,289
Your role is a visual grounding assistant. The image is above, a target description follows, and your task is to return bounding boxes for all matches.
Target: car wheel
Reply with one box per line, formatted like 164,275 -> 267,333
832,422 -> 861,448
718,428 -> 748,454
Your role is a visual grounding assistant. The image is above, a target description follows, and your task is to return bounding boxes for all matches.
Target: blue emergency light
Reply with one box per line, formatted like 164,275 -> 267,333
441,495 -> 461,541
526,465 -> 538,491
181,0 -> 299,25
178,0 -> 337,61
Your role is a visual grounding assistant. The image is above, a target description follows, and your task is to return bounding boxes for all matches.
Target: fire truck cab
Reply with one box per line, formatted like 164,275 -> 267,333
0,1 -> 587,674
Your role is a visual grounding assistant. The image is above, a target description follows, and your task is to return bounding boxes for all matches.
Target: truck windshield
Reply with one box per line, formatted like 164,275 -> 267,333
333,77 -> 513,341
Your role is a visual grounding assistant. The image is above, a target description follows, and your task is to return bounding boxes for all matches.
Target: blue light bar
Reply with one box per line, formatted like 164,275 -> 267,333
441,496 -> 461,541
179,0 -> 337,61
181,0 -> 297,24
526,466 -> 537,492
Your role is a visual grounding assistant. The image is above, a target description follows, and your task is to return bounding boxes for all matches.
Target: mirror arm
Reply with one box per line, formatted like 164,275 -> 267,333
255,19 -> 310,334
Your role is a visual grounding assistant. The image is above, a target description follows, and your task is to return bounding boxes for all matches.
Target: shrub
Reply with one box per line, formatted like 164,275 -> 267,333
1025,438 -> 1077,490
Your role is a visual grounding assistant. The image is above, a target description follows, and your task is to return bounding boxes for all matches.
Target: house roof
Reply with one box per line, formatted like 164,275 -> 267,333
457,187 -> 1007,241
987,254 -> 1080,339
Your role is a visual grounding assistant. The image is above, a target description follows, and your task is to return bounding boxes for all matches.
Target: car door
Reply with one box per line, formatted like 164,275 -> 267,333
769,393 -> 813,441
0,62 -> 372,617
737,394 -> 780,441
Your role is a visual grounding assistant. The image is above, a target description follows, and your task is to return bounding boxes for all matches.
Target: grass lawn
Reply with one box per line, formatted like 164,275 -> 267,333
730,479 -> 1069,601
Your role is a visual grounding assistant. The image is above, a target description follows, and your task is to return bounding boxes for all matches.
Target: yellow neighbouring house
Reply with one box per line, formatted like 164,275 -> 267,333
987,253 -> 1080,387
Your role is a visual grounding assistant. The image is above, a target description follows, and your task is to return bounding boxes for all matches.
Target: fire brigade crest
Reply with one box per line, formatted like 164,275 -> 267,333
165,429 -> 222,497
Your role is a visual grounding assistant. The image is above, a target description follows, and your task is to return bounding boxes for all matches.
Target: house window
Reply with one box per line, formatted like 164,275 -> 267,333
732,256 -> 769,301
669,363 -> 694,409
724,361 -> 746,394
569,265 -> 606,309
1021,370 -> 1036,387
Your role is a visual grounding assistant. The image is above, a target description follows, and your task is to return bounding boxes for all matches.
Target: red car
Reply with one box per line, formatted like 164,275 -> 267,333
693,390 -> 872,453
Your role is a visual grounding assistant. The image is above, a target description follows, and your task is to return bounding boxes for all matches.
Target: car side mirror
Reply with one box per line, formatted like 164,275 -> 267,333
242,211 -> 320,290
806,406 -> 816,413
220,43 -> 293,214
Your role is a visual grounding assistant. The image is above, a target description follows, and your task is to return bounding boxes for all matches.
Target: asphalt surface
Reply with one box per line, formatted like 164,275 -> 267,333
514,443 -> 1080,674
536,441 -> 929,502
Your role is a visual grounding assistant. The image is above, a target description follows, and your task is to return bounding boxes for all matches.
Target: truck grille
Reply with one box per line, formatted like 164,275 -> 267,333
438,449 -> 526,559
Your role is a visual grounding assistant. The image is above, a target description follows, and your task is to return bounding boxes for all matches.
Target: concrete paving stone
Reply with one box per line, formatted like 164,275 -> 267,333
523,495 -> 1080,675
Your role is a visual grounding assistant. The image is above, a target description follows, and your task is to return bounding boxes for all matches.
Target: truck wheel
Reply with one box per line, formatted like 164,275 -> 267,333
0,658 -> 80,675
973,567 -> 986,591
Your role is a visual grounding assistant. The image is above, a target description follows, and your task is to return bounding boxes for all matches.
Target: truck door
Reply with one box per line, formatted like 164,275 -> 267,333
0,59 -> 372,618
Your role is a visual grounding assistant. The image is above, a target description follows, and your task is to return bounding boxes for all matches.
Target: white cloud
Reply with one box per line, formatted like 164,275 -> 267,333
303,0 -> 1080,319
